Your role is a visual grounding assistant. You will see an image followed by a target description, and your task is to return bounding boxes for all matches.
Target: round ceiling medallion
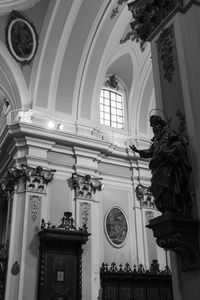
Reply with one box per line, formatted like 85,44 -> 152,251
5,10 -> 38,66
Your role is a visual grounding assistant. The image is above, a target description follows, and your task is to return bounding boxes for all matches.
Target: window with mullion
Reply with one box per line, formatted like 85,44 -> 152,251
100,89 -> 124,129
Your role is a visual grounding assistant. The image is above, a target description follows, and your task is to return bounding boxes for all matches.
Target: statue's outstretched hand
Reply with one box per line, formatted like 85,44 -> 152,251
129,144 -> 139,153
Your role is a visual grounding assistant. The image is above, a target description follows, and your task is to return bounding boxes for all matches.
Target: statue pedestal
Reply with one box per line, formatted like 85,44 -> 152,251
147,214 -> 200,271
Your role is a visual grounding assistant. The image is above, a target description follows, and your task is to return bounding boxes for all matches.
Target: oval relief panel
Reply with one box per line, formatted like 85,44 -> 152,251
105,207 -> 129,248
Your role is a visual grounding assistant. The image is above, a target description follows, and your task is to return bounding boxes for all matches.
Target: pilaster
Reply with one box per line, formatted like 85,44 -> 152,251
69,172 -> 103,300
3,165 -> 55,300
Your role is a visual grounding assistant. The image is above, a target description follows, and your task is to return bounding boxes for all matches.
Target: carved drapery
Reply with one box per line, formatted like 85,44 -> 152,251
135,184 -> 155,209
69,173 -> 103,200
0,164 -> 55,196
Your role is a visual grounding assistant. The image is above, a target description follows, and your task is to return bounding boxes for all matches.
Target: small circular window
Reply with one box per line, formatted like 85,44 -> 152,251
104,207 -> 129,248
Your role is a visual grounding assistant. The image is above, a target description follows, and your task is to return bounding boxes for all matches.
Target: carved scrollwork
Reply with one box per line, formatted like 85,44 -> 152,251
135,184 -> 155,209
128,0 -> 183,43
30,195 -> 41,221
105,74 -> 119,90
0,165 -> 55,196
145,210 -> 155,222
147,215 -> 200,271
68,173 -> 103,199
80,202 -> 90,228
100,261 -> 170,274
21,165 -> 56,192
111,0 -> 183,48
41,211 -> 88,233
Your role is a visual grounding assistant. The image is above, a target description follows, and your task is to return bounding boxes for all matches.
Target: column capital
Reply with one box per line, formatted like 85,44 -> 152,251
68,172 -> 104,200
0,164 -> 56,195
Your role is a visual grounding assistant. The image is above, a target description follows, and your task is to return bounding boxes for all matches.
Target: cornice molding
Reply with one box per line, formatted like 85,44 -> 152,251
0,123 -> 152,172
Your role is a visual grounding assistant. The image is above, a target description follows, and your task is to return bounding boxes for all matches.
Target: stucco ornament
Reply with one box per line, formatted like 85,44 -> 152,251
128,0 -> 183,43
112,0 -> 183,47
5,10 -> 38,66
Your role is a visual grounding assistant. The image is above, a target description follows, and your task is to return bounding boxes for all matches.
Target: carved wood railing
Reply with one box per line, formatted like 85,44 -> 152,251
100,261 -> 173,300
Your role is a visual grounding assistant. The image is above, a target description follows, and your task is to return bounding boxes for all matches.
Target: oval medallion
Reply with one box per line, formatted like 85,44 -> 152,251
105,207 -> 128,247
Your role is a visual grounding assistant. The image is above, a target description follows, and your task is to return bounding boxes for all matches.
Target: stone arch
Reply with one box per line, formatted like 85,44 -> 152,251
0,41 -> 29,109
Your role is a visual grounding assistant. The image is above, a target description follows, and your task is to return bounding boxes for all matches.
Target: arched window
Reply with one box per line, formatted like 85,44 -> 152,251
100,75 -> 125,129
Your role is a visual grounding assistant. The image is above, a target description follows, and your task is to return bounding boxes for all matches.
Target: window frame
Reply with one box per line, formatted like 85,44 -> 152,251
99,78 -> 127,132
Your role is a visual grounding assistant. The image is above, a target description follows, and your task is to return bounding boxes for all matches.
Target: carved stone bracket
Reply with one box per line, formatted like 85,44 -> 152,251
68,173 -> 103,200
0,165 -> 56,196
135,184 -> 156,209
147,214 -> 200,271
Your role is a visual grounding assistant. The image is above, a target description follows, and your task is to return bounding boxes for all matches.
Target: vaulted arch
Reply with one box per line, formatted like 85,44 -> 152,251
0,41 -> 29,109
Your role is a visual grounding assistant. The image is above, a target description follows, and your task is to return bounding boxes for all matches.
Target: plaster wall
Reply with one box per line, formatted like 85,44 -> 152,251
102,186 -> 135,265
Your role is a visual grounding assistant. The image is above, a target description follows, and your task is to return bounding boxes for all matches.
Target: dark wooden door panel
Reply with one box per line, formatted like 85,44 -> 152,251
44,252 -> 77,300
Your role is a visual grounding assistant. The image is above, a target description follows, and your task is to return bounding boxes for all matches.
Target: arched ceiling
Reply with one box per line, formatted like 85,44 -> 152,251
0,0 -> 155,139
107,53 -> 133,92
0,0 -> 41,15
